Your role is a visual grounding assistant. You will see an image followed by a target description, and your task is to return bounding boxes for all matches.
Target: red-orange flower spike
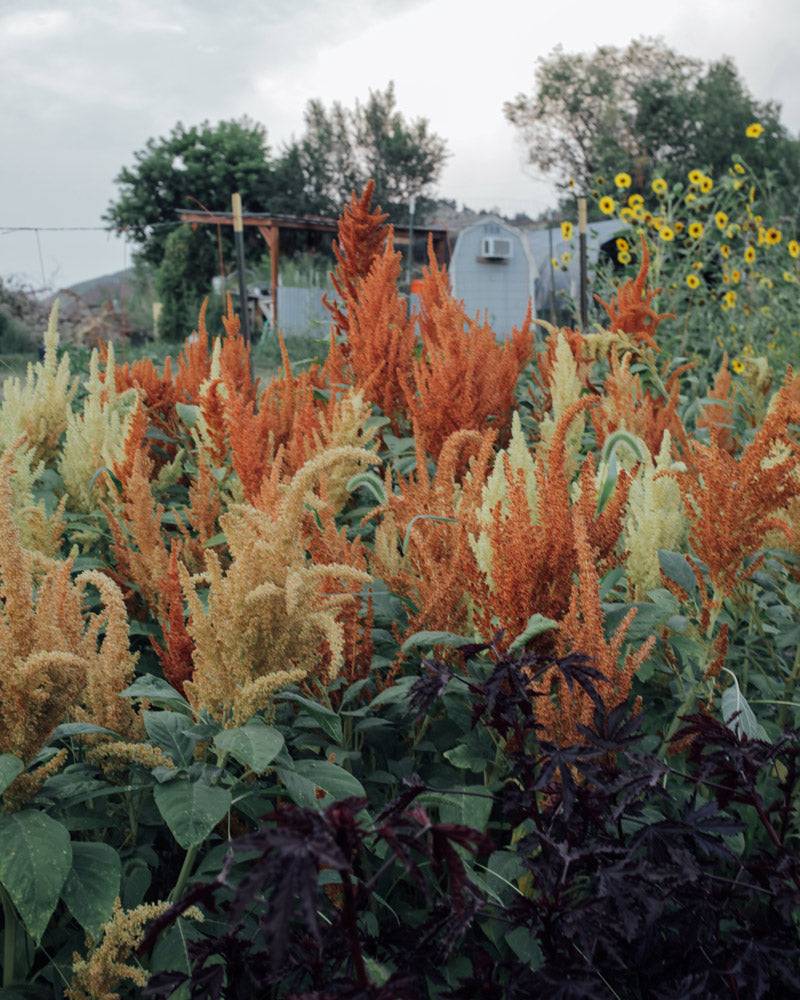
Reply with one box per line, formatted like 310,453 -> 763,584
595,235 -> 674,351
174,300 -> 212,403
152,547 -> 195,693
323,180 -> 390,346
591,350 -> 689,459
219,295 -> 259,406
695,352 -> 736,454
464,401 -> 629,650
369,427 -> 494,649
337,232 -> 416,430
675,374 -> 800,601
401,244 -> 533,457
539,476 -> 655,745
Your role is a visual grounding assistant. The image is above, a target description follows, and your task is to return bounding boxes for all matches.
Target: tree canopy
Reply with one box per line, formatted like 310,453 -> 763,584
293,82 -> 448,223
504,38 -> 800,204
104,87 -> 447,323
104,117 -> 297,271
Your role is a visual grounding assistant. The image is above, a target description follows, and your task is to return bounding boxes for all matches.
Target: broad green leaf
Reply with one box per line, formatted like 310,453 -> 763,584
49,722 -> 121,743
346,470 -> 387,506
153,778 -> 232,849
120,674 -> 194,715
277,760 -> 365,809
402,630 -> 476,653
143,711 -> 196,768
443,743 -> 493,773
508,613 -> 559,651
277,692 -> 343,744
368,676 -> 417,708
0,755 -> 23,797
657,549 -> 699,600
0,810 -> 72,943
61,842 -> 120,938
721,670 -> 769,742
505,925 -> 543,970
214,719 -> 284,773
434,784 -> 493,832
176,402 -> 200,428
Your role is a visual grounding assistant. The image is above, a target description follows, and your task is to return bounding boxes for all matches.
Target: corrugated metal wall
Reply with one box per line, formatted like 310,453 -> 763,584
275,287 -> 331,338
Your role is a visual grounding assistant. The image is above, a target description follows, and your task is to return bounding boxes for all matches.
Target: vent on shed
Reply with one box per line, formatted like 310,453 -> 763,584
479,237 -> 512,260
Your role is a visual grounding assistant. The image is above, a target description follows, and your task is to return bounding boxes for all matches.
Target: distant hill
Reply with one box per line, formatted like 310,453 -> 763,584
55,269 -> 128,308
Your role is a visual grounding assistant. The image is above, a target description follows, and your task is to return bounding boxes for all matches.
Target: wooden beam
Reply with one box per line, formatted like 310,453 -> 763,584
256,224 -> 280,328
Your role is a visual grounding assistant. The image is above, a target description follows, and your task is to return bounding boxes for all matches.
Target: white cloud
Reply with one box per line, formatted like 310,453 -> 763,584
2,0 -> 799,288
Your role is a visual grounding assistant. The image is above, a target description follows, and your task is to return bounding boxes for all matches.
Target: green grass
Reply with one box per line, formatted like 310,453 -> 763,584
0,331 -> 332,400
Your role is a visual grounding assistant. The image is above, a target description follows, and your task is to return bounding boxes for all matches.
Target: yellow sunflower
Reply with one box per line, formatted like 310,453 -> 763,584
618,250 -> 632,265
615,172 -> 632,188
688,169 -> 704,185
628,193 -> 644,208
561,220 -> 573,241
720,245 -> 731,259
652,178 -> 668,195
732,358 -> 745,373
616,237 -> 629,252
715,211 -> 729,230
746,123 -> 764,138
766,228 -> 782,245
599,196 -> 616,216
744,246 -> 756,263
789,240 -> 799,258
686,274 -> 700,289
700,175 -> 713,193
659,226 -> 675,242
688,222 -> 704,239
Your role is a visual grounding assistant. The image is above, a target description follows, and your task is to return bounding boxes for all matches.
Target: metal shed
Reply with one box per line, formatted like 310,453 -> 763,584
449,217 -> 537,337
523,219 -> 623,322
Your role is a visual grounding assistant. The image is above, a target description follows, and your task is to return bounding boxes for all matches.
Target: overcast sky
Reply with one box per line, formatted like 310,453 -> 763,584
2,0 -> 799,292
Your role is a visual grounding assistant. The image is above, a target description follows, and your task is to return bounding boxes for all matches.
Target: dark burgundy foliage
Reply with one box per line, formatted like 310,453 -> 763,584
143,646 -> 800,999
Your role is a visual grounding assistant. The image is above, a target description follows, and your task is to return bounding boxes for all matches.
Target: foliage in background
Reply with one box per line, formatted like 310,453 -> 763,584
295,82 -> 448,224
582,128 -> 800,363
2,182 -> 800,998
505,36 -> 800,210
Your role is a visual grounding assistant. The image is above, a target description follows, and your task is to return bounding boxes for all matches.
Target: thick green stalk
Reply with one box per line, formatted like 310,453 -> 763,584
169,845 -> 200,904
777,643 -> 800,731
1,882 -> 19,988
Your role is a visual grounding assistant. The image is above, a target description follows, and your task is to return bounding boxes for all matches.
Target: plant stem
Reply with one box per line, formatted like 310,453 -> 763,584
169,845 -> 199,904
777,643 -> 800,731
1,882 -> 19,989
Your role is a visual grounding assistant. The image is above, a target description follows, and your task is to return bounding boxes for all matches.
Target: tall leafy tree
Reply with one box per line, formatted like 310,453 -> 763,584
104,117 -> 295,273
294,82 -> 448,222
505,38 -> 800,205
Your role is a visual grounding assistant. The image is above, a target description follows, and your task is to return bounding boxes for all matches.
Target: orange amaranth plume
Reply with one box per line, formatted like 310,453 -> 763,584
401,241 -> 534,457
334,232 -> 416,431
674,374 -> 800,603
152,547 -> 195,694
595,234 -> 674,351
322,180 -> 390,349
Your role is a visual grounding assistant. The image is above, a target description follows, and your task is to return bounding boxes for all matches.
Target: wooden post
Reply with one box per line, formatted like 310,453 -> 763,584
232,193 -> 253,381
269,226 -> 279,331
578,198 -> 588,331
231,193 -> 249,345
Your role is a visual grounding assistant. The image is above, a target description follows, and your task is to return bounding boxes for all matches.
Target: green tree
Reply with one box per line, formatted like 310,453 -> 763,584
294,82 -> 448,222
104,117 -> 301,293
154,225 -> 217,340
505,39 -> 800,205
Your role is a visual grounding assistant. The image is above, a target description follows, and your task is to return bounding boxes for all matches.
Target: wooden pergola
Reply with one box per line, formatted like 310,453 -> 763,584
177,208 -> 451,327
